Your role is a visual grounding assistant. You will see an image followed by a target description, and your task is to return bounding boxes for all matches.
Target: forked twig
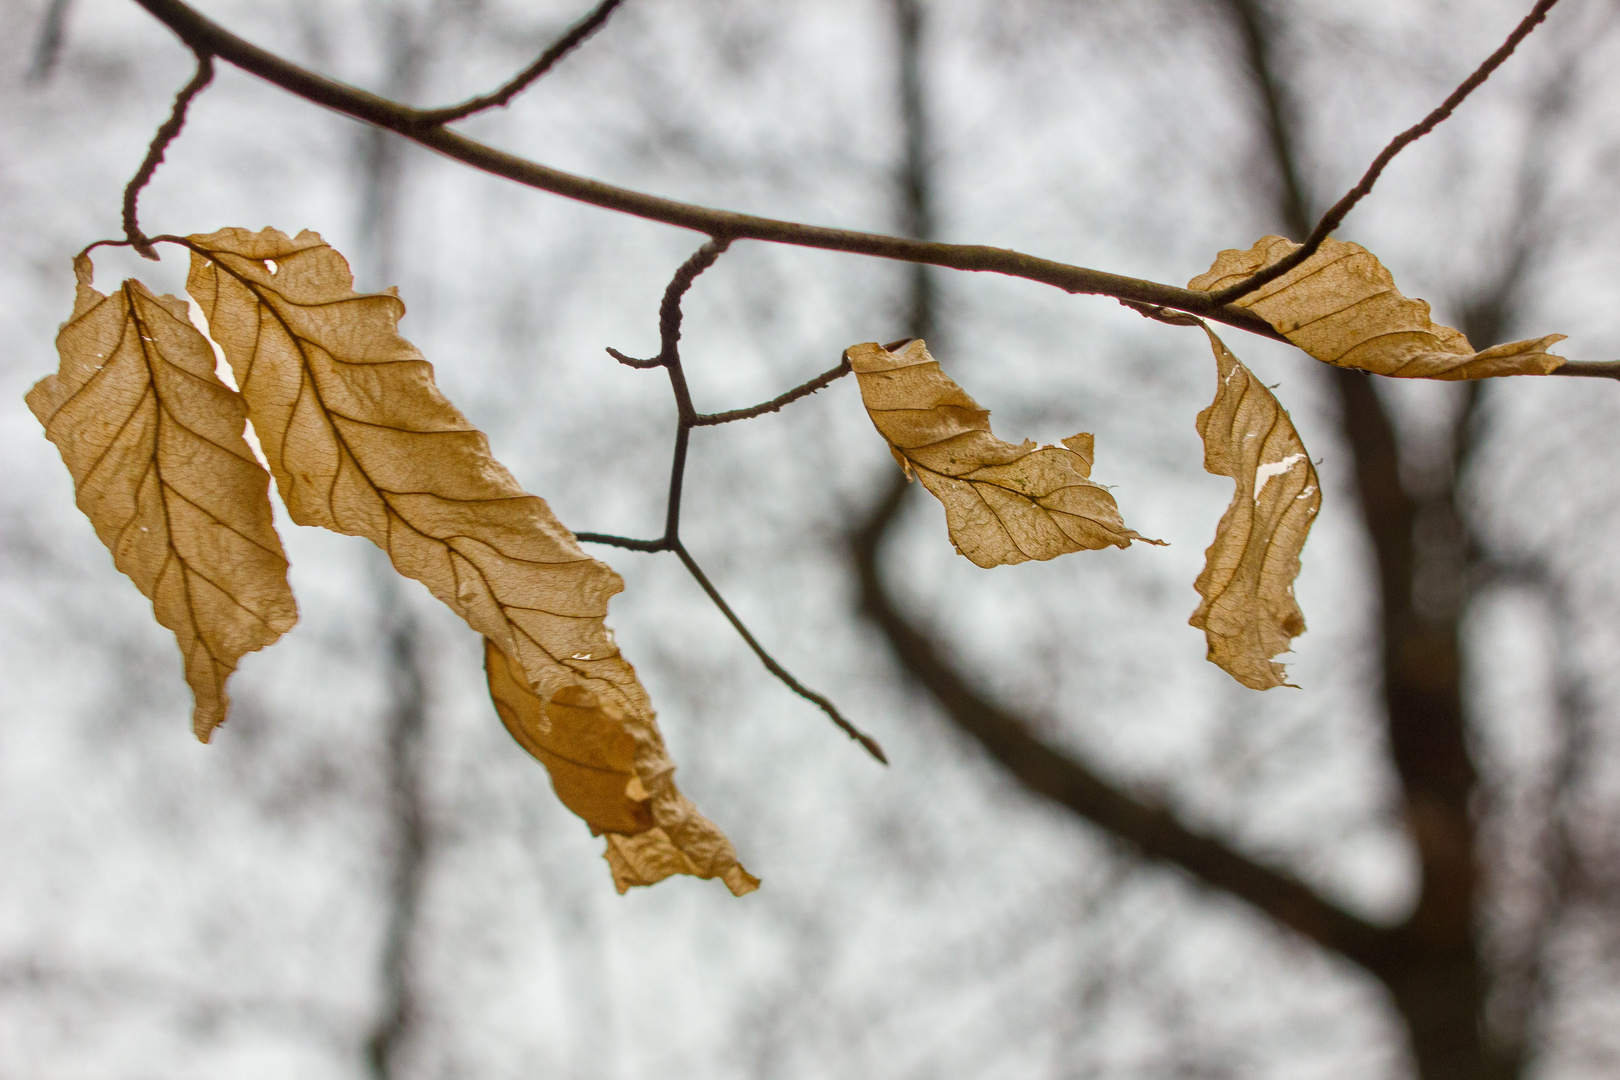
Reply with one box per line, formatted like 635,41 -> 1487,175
413,0 -> 624,127
1212,0 -> 1563,305
123,48 -> 214,259
575,240 -> 885,763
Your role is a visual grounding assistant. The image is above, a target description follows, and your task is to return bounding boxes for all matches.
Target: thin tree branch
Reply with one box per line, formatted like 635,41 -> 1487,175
122,48 -> 213,259
126,0 -> 1283,342
652,239 -> 729,540
673,540 -> 886,764
692,357 -> 852,426
412,0 -> 624,126
1212,0 -> 1562,305
586,242 -> 879,760
850,476 -> 1394,972
605,346 -> 663,369
574,532 -> 664,551
1550,360 -> 1620,380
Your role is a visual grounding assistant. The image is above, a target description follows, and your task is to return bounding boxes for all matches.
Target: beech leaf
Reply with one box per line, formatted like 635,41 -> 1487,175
1189,235 -> 1566,379
27,255 -> 297,740
487,641 -> 759,895
185,227 -> 751,894
1190,326 -> 1320,690
848,338 -> 1158,568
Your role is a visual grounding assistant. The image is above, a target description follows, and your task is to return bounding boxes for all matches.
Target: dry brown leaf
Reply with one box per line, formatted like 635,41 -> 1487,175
27,255 -> 296,740
848,338 -> 1157,568
186,226 -> 752,894
1189,326 -> 1320,690
1188,235 -> 1566,380
487,641 -> 759,895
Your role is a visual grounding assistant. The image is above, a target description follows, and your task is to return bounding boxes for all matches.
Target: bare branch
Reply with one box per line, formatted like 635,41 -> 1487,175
692,357 -> 852,427
582,242 -> 876,759
1550,361 -> 1620,380
122,48 -> 213,259
1212,0 -> 1563,305
413,0 -> 625,126
574,532 -> 664,552
127,0 -> 1283,342
673,540 -> 886,765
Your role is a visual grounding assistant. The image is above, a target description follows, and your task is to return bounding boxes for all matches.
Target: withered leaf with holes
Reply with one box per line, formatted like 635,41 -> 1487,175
848,338 -> 1158,568
1190,326 -> 1320,690
1189,235 -> 1565,379
185,226 -> 753,894
28,254 -> 297,740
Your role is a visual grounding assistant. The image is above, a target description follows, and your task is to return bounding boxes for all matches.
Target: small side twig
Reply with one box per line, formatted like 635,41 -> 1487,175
122,49 -> 214,260
578,239 -> 880,761
413,0 -> 624,127
693,357 -> 852,426
1212,0 -> 1562,305
672,540 -> 887,764
572,532 -> 665,551
605,346 -> 663,369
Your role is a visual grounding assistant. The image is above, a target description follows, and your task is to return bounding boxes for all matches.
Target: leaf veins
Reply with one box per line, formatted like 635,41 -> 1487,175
27,254 -> 297,740
848,338 -> 1158,568
185,226 -> 752,894
1190,326 -> 1320,690
1189,235 -> 1566,379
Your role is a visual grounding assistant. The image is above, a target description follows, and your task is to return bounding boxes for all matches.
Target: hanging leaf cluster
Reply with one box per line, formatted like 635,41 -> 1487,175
848,234 -> 1566,690
30,227 -> 755,897
30,226 -> 1568,893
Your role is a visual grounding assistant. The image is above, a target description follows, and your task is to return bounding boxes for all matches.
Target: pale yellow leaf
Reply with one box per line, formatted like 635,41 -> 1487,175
1190,326 -> 1320,690
848,338 -> 1158,568
27,254 -> 296,740
1188,235 -> 1565,379
185,226 -> 751,894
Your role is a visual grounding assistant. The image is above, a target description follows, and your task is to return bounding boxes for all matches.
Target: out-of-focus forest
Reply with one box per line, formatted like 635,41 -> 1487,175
6,1 -> 1620,1078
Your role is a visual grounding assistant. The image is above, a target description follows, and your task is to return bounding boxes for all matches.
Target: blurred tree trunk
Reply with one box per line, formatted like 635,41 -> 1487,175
354,11 -> 435,1079
854,2 -> 1580,1077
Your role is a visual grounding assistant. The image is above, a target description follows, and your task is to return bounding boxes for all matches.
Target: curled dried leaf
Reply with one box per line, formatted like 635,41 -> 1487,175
186,226 -> 749,893
27,255 -> 296,740
848,339 -> 1158,568
1189,235 -> 1565,380
1190,326 -> 1320,690
486,641 -> 758,896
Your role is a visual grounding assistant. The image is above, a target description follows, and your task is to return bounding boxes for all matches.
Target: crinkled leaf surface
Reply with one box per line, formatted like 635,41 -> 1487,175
1190,326 -> 1320,690
186,226 -> 751,894
27,255 -> 296,740
487,641 -> 759,895
848,338 -> 1156,568
1189,235 -> 1566,379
